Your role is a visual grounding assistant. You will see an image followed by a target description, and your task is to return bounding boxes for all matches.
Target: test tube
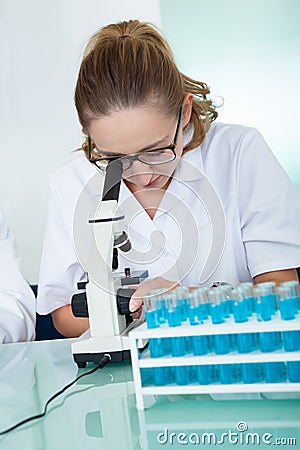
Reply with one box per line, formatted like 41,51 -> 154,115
186,290 -> 208,356
239,282 -> 255,317
197,287 -> 210,320
196,365 -> 214,385
256,281 -> 277,314
152,366 -> 171,386
149,338 -> 165,358
218,285 -> 235,317
165,293 -> 182,327
278,285 -> 300,383
232,287 -> 259,382
232,288 -> 254,354
263,362 -> 286,383
144,294 -> 160,329
198,287 -> 214,351
254,286 -> 281,352
280,281 -> 300,315
232,287 -> 248,323
278,285 -> 297,321
240,363 -> 263,384
144,291 -> 169,386
188,290 -> 201,325
208,288 -> 225,325
174,286 -> 190,323
255,285 -> 273,322
278,285 -> 300,351
218,364 -> 238,384
255,285 -> 285,381
165,292 -> 189,384
208,288 -> 230,354
286,361 -> 300,382
149,288 -> 169,324
173,365 -> 191,385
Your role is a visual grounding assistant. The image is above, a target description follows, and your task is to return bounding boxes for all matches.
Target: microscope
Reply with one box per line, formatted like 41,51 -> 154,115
71,160 -> 147,368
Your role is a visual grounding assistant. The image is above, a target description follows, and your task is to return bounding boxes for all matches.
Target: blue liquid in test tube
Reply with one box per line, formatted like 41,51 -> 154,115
256,282 -> 277,315
187,290 -> 210,357
280,281 -> 300,315
188,290 -> 201,325
219,285 -> 235,317
278,285 -> 300,351
174,286 -> 190,323
286,362 -> 300,382
254,286 -> 284,381
198,287 -> 210,320
279,286 -> 300,361
165,293 -> 189,385
176,287 -> 193,353
254,286 -> 281,352
232,288 -> 259,383
240,363 -> 262,384
208,288 -> 234,383
148,288 -> 169,324
218,364 -> 237,384
239,282 -> 255,317
152,367 -> 170,386
149,338 -> 164,357
144,292 -> 168,386
263,362 -> 286,383
174,365 -> 190,385
196,365 -> 213,384
149,338 -> 169,386
165,294 -> 181,327
208,288 -> 225,325
232,288 -> 254,354
278,284 -> 300,382
144,295 -> 161,329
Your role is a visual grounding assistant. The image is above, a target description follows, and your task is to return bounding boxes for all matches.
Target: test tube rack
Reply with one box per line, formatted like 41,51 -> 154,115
129,315 -> 300,410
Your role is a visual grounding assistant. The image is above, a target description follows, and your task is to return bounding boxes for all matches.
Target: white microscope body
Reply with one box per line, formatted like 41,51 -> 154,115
72,160 -> 146,367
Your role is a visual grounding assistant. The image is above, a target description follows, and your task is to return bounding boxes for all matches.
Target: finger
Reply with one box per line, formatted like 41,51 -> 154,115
131,307 -> 142,319
129,297 -> 143,312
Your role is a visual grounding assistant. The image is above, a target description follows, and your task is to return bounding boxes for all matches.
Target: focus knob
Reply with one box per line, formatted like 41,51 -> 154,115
71,292 -> 89,317
116,288 -> 136,315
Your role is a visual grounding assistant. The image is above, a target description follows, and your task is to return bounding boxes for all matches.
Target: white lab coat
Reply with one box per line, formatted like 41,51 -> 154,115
37,123 -> 300,314
0,210 -> 36,342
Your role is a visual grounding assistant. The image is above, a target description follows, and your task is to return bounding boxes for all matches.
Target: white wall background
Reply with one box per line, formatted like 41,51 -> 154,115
161,0 -> 300,190
0,0 -> 161,283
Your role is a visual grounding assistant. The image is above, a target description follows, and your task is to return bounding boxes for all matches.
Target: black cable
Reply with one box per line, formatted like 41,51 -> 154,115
0,354 -> 111,436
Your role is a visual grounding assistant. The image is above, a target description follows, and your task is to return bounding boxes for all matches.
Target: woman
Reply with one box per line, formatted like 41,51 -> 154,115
37,20 -> 300,337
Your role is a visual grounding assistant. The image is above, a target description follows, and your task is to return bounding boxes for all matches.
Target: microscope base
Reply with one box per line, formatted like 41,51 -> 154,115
72,328 -> 147,368
73,349 -> 131,368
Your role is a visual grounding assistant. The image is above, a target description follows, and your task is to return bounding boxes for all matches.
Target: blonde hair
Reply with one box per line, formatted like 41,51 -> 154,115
75,20 -> 218,156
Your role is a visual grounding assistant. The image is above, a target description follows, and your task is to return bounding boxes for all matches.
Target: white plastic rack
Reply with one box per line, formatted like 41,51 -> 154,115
129,314 -> 300,410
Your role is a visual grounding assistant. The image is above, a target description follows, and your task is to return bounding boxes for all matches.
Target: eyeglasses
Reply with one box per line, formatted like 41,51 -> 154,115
88,107 -> 182,171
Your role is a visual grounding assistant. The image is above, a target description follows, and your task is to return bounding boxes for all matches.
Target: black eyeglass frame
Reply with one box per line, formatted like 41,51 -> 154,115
87,107 -> 182,170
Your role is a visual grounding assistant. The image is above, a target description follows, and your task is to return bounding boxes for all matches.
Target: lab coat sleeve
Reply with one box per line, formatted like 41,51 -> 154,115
36,177 -> 86,315
236,128 -> 300,277
0,211 -> 36,343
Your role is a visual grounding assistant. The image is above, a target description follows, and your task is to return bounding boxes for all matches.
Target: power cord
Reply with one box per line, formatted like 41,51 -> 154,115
0,354 -> 111,436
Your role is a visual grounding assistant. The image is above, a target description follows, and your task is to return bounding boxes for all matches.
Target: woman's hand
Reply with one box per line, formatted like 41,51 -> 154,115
129,277 -> 180,318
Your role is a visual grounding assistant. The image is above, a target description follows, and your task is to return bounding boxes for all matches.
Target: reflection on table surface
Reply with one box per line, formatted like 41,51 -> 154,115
0,338 -> 299,450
